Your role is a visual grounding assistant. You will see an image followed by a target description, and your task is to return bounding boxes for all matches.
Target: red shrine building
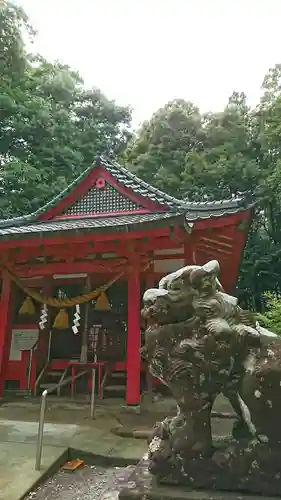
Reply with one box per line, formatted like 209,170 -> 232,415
0,156 -> 254,405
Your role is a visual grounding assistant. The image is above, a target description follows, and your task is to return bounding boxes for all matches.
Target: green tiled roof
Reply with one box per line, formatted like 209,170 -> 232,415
0,212 -> 184,241
0,156 -> 254,236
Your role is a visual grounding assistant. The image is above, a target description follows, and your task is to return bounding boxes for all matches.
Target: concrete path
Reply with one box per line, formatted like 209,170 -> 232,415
0,417 -> 147,500
0,399 -> 150,500
0,442 -> 66,500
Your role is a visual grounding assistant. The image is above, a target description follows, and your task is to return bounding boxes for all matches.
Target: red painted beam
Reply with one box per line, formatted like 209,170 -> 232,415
198,229 -> 236,243
5,253 -> 187,276
193,211 -> 250,231
7,276 -> 89,288
53,209 -> 150,220
8,258 -> 152,278
196,244 -> 233,256
223,229 -> 248,293
153,253 -> 185,260
2,238 -> 185,266
0,227 -> 173,250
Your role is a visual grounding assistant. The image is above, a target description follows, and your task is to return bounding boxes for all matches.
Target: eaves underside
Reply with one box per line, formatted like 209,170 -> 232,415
0,212 -> 183,241
0,203 -> 254,243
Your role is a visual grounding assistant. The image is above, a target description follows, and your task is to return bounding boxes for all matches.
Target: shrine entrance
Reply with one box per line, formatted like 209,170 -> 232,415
49,279 -> 128,361
47,277 -> 147,399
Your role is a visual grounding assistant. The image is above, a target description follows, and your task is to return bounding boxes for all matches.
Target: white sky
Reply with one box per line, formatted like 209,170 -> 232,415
18,0 -> 281,127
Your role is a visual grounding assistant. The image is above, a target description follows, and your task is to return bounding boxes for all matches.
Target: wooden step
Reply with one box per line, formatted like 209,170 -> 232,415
40,383 -> 59,390
48,371 -> 65,377
104,385 -> 126,392
111,372 -> 126,378
4,389 -> 31,396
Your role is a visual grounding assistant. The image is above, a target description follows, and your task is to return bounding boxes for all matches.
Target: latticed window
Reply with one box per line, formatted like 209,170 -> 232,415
64,182 -> 142,215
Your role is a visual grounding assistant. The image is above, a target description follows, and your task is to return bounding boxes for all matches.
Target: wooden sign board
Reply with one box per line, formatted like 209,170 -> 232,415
88,324 -> 102,359
9,328 -> 39,360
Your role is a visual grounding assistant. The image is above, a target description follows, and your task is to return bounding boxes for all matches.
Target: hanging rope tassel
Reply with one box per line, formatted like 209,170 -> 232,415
19,296 -> 36,316
39,304 -> 48,330
53,309 -> 69,329
72,304 -> 80,334
94,291 -> 110,311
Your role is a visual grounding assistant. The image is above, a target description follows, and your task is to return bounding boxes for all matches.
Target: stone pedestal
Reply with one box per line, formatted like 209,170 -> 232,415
119,450 -> 281,500
137,260 -> 281,500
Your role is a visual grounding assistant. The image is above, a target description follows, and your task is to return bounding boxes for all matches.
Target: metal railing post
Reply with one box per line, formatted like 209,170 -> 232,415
35,389 -> 47,470
47,330 -> 52,362
90,368 -> 96,419
27,348 -> 33,393
34,368 -> 95,469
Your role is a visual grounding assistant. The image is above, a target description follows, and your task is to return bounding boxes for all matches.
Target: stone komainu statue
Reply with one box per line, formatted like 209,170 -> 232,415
141,260 -> 281,495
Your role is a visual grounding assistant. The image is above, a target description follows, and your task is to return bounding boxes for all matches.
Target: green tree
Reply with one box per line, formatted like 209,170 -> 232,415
125,93 -> 261,202
255,294 -> 281,335
182,93 -> 260,201
0,1 -> 132,217
124,99 -> 204,197
240,64 -> 281,307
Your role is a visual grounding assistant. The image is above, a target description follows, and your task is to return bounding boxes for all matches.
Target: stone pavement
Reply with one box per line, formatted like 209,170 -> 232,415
0,395 -> 234,500
0,398 -> 149,500
0,442 -> 67,500
25,463 -> 136,500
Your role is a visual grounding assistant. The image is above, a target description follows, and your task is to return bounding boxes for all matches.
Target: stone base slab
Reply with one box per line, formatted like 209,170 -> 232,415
119,455 -> 280,500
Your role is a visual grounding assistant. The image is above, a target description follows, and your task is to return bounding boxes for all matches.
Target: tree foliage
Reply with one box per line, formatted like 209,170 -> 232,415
255,294 -> 281,335
0,1 -> 132,217
125,92 -> 261,201
123,100 -> 204,198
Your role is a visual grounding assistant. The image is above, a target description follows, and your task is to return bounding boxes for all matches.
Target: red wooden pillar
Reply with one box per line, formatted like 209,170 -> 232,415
0,272 -> 13,395
126,266 -> 141,406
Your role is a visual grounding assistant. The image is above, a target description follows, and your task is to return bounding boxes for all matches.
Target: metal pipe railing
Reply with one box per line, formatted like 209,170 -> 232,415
27,348 -> 33,393
90,368 -> 96,419
35,368 -> 96,470
35,389 -> 47,470
27,340 -> 39,394
57,366 -> 69,397
34,331 -> 52,396
34,362 -> 48,397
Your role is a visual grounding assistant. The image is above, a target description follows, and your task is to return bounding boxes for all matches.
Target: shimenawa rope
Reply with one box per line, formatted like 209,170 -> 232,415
5,261 -> 151,308
6,269 -> 124,308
